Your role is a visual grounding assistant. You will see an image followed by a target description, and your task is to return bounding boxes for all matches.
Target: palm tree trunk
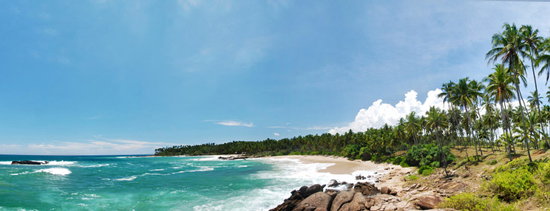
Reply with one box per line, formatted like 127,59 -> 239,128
500,101 -> 513,161
529,53 -> 549,148
514,81 -> 533,162
464,104 -> 479,161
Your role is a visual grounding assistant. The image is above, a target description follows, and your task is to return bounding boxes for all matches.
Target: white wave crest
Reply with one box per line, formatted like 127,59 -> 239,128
36,168 -> 72,176
45,161 -> 76,166
115,176 -> 137,181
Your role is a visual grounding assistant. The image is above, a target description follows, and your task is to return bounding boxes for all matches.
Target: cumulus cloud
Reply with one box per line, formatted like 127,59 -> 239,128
0,139 -> 175,155
329,89 -> 444,134
274,133 -> 280,136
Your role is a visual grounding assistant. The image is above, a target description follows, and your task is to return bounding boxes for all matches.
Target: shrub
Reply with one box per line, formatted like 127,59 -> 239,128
399,160 -> 409,167
418,166 -> 433,175
405,144 -> 455,167
392,156 -> 405,165
484,168 -> 537,201
408,174 -> 418,181
421,167 -> 435,176
438,193 -> 517,211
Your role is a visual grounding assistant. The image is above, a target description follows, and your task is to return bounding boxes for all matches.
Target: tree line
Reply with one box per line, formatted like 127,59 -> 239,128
155,23 -> 550,169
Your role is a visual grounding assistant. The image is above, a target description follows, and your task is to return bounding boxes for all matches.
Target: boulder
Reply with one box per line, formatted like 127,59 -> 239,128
305,184 -> 325,196
330,190 -> 354,211
328,179 -> 340,187
337,192 -> 366,211
415,195 -> 445,209
292,192 -> 332,211
11,160 -> 47,165
380,186 -> 390,195
353,182 -> 379,196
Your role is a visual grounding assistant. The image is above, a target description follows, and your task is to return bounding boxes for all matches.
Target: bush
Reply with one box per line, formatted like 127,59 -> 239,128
418,166 -> 433,175
405,144 -> 455,167
438,193 -> 517,211
484,168 -> 537,201
422,168 -> 435,176
392,156 -> 405,165
399,160 -> 409,167
408,174 -> 418,181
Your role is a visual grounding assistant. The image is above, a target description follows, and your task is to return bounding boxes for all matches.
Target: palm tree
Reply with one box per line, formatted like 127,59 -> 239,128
426,106 -> 449,176
521,25 -> 548,148
481,93 -> 496,152
484,64 -> 516,161
450,77 -> 481,161
405,111 -> 421,146
486,23 -> 533,162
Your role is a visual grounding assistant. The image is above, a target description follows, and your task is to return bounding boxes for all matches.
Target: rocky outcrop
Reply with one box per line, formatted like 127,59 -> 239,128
271,178 -> 452,211
414,195 -> 444,210
11,160 -> 48,165
353,182 -> 379,196
293,192 -> 332,211
331,190 -> 354,211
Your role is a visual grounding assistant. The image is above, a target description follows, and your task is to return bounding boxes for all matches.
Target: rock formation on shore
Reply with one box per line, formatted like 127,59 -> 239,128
270,181 -> 451,211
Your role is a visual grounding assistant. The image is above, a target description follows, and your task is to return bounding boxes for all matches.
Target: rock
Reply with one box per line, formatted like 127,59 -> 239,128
415,195 -> 445,210
299,186 -> 308,195
380,186 -> 390,195
325,189 -> 340,198
292,192 -> 332,211
355,174 -> 366,180
331,190 -> 354,211
353,182 -> 379,196
389,190 -> 397,196
305,184 -> 324,196
337,192 -> 366,211
11,160 -> 47,165
328,179 -> 340,187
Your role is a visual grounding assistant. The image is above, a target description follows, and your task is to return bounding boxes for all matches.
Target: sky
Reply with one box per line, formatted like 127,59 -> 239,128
2,0 -> 550,155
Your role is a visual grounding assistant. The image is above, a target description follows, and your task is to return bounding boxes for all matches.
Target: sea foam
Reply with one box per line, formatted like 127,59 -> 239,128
36,168 -> 72,176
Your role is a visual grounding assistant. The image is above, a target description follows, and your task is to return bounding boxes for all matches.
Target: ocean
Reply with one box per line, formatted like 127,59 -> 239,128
0,155 -> 374,211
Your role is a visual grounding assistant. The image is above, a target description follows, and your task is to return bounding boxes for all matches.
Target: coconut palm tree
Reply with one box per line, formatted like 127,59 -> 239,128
450,77 -> 481,161
425,106 -> 449,175
486,23 -> 532,162
484,64 -> 516,161
521,25 -> 548,148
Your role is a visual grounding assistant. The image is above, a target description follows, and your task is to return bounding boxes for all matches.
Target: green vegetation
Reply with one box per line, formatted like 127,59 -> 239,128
156,22 -> 550,209
438,193 -> 517,211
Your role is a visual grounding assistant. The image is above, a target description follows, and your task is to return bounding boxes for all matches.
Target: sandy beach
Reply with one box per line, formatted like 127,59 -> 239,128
269,155 -> 413,192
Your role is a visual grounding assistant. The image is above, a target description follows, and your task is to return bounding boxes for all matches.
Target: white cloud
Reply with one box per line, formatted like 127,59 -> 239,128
0,139 -> 175,155
274,133 -> 280,136
216,121 -> 254,127
329,89 -> 444,134
178,0 -> 202,12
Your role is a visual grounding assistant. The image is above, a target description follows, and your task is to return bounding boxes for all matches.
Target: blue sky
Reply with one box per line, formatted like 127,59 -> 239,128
2,0 -> 550,155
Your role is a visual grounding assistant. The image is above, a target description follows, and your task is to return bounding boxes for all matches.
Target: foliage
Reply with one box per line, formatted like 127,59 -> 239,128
484,168 -> 537,201
438,193 -> 517,211
405,144 -> 455,167
418,166 -> 434,176
407,174 -> 418,181
488,160 -> 498,165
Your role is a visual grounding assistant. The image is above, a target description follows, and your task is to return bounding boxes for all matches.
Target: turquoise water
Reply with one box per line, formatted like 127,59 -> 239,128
0,155 -> 363,211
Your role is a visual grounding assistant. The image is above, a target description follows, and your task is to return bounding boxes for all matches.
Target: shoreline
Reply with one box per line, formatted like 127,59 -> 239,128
266,155 -> 413,192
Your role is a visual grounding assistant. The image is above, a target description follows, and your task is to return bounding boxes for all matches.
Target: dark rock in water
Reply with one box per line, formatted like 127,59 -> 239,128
305,184 -> 325,196
11,160 -> 47,165
355,174 -> 366,180
328,179 -> 340,187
